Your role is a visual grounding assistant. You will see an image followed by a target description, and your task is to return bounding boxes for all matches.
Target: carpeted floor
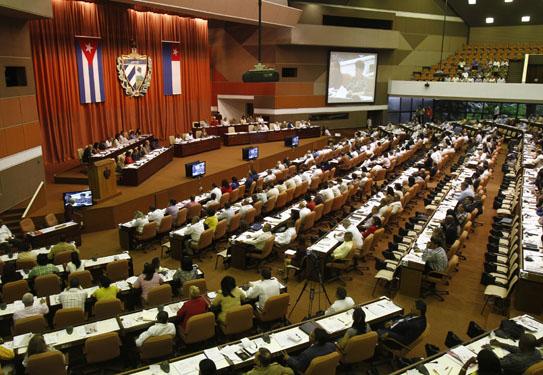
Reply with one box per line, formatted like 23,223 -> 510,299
77,143 -> 543,374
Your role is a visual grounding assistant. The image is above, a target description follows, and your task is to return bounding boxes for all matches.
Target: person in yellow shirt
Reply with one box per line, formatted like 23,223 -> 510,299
211,276 -> 246,324
203,208 -> 219,231
92,276 -> 119,301
48,235 -> 78,260
331,232 -> 353,260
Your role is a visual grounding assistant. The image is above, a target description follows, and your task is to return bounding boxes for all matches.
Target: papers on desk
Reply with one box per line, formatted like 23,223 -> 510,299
448,345 -> 476,365
127,276 -> 138,285
515,315 -> 543,336
204,347 -> 229,369
317,311 -> 352,334
308,237 -> 339,254
171,353 -> 207,375
13,333 -> 32,349
271,327 -> 309,350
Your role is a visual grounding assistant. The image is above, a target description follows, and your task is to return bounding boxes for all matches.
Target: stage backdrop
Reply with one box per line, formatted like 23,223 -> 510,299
29,0 -> 211,173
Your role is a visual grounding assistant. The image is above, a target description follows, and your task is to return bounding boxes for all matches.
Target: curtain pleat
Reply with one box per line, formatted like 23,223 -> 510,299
29,1 -> 211,172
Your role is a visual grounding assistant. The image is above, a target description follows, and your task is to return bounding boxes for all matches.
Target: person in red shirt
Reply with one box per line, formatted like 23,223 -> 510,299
124,151 -> 134,165
362,216 -> 382,238
177,285 -> 209,331
221,179 -> 233,194
305,194 -> 316,211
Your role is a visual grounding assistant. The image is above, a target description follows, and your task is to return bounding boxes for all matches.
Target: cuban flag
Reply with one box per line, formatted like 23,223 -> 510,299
162,42 -> 182,96
75,37 -> 105,104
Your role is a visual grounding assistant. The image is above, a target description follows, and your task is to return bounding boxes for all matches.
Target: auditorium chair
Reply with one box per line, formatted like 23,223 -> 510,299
285,187 -> 295,203
145,284 -> 172,307
339,331 -> 378,365
174,208 -> 188,228
156,215 -> 173,238
3,280 -> 29,303
179,312 -> 216,345
247,181 -> 256,196
229,188 -> 239,203
84,332 -> 122,371
13,315 -> 48,336
228,213 -> 241,233
326,247 -> 355,285
275,192 -> 288,210
254,293 -> 290,328
191,228 -> 214,259
524,361 -> 543,375
220,304 -> 254,337
106,259 -> 130,282
68,270 -> 93,288
246,236 -> 275,270
305,351 -> 341,375
93,298 -> 124,319
181,279 -> 207,298
422,255 -> 459,301
135,222 -> 158,249
253,201 -> 263,218
139,335 -> 174,362
53,250 -> 75,265
313,204 -> 324,223
187,203 -> 202,219
16,258 -> 37,271
53,307 -> 85,329
381,323 -> 430,364
34,274 -> 61,297
44,213 -> 59,227
19,218 -> 36,234
219,193 -> 230,208
26,351 -> 66,375
243,208 -> 256,225
213,219 -> 228,248
262,196 -> 277,215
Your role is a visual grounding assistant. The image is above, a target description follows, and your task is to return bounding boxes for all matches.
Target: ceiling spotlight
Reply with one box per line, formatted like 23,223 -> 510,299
521,16 -> 531,22
504,0 -> 513,3
468,0 -> 476,4
486,17 -> 494,24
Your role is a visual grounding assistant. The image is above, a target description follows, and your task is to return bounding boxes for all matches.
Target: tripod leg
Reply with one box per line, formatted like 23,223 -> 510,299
288,280 -> 309,318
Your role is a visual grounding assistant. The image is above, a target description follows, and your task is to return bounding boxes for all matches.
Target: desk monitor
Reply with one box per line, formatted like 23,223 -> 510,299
242,146 -> 259,160
185,161 -> 206,178
63,190 -> 93,208
285,135 -> 299,148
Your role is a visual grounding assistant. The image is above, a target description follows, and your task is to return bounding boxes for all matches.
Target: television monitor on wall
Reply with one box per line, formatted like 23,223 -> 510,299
285,135 -> 299,148
327,51 -> 378,104
242,146 -> 259,160
63,190 -> 93,208
185,161 -> 206,178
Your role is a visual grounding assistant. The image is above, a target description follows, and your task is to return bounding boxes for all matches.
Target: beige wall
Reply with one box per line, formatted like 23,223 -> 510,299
470,25 -> 543,44
0,15 -> 44,213
210,1 -> 468,128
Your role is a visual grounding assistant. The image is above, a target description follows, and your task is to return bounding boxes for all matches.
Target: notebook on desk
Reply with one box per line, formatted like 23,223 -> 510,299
299,321 -> 319,336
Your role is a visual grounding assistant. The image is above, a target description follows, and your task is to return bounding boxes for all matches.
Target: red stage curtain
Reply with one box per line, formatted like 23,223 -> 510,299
29,0 -> 211,173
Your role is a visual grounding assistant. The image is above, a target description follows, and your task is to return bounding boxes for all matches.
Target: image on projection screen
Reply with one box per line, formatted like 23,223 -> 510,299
327,51 -> 378,104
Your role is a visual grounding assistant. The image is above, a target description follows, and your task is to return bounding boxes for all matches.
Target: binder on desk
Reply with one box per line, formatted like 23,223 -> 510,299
299,321 -> 319,336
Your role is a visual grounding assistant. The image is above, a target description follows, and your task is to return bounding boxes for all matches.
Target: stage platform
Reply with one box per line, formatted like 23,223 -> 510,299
34,137 -> 329,233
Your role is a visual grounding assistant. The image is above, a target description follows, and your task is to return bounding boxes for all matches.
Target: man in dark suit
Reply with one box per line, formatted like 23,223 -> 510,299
378,299 -> 427,350
284,328 -> 336,373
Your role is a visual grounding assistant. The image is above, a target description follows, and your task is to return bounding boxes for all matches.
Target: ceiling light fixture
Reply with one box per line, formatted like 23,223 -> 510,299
486,17 -> 494,24
521,16 -> 531,22
504,0 -> 513,3
468,0 -> 476,4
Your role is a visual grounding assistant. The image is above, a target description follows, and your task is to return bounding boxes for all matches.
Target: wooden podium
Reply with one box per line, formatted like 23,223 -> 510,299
88,159 -> 121,202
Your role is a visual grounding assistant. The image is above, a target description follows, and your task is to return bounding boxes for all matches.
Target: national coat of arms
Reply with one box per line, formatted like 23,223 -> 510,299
116,48 -> 152,97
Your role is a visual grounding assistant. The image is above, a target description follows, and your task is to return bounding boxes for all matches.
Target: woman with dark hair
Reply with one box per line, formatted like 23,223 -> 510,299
133,263 -> 163,302
211,276 -> 246,324
459,348 -> 502,375
221,179 -> 232,194
66,251 -> 84,273
337,307 -> 371,350
172,256 -> 198,288
23,334 -> 65,368
124,151 -> 134,165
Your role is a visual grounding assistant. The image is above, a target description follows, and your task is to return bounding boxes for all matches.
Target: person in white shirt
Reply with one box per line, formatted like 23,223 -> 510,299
274,220 -> 297,246
59,278 -> 87,311
292,174 -> 303,186
240,224 -> 274,251
264,170 -> 276,184
276,161 -> 286,170
204,193 -> 220,209
331,184 -> 341,198
267,186 -> 280,200
13,293 -> 49,321
210,184 -> 222,202
239,199 -> 254,219
218,203 -> 236,225
135,311 -> 176,347
245,269 -> 282,309
147,206 -> 164,225
0,219 -> 13,243
320,186 -> 334,202
430,148 -> 442,165
254,189 -> 268,203
299,202 -> 312,222
132,211 -> 149,233
343,219 -> 363,251
185,216 -> 205,247
325,287 -> 355,316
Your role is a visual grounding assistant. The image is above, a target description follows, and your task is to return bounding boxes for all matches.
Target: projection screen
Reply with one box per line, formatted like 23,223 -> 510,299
327,51 -> 378,104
